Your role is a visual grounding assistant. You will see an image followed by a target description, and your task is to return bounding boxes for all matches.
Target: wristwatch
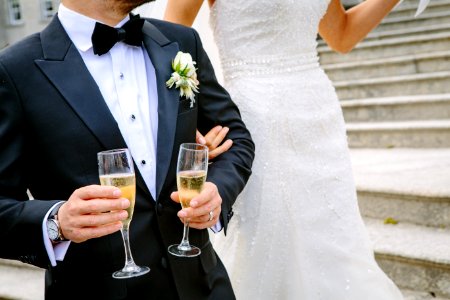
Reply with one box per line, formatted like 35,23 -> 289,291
46,203 -> 66,242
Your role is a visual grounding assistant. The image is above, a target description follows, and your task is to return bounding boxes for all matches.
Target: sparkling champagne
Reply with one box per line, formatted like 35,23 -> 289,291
100,173 -> 136,226
177,170 -> 206,209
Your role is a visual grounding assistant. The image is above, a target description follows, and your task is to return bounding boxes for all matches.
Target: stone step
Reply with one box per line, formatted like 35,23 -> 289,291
402,289 -> 450,300
342,94 -> 450,122
398,0 -> 450,6
368,23 -> 450,41
351,148 -> 450,226
358,190 -> 450,228
377,11 -> 450,32
319,32 -> 450,64
346,120 -> 450,148
365,218 -> 450,298
323,50 -> 450,82
319,23 -> 450,47
359,188 -> 450,228
0,259 -> 44,300
388,0 -> 450,19
335,71 -> 450,100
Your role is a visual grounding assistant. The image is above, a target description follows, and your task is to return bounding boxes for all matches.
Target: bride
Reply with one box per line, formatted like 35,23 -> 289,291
140,0 -> 427,299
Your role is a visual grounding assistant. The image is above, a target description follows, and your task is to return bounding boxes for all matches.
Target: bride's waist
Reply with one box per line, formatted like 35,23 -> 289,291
220,52 -> 320,80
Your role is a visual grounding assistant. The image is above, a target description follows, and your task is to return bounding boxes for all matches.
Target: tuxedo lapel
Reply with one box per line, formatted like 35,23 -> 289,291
35,17 -> 125,152
142,21 -> 180,200
35,17 -> 151,196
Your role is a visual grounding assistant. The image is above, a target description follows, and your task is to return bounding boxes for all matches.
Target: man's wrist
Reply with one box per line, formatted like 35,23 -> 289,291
46,202 -> 67,242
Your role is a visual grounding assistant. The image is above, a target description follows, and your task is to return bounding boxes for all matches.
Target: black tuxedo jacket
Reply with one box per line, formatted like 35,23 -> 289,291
0,16 -> 254,300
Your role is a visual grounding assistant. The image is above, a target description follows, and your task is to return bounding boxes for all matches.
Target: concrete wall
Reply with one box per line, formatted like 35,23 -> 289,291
0,0 -> 58,48
0,1 -> 7,48
342,0 -> 363,6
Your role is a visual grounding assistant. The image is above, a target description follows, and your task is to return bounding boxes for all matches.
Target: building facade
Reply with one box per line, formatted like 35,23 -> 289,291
0,0 -> 59,49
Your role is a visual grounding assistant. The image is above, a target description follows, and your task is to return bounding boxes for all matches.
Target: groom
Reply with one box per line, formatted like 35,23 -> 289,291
0,0 -> 254,299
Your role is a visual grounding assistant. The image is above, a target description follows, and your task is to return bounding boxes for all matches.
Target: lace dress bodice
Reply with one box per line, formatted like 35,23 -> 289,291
210,0 -> 330,80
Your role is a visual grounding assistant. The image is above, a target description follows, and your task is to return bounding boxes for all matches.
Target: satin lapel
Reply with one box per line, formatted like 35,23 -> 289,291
142,21 -> 180,201
35,17 -> 125,151
35,17 -> 151,196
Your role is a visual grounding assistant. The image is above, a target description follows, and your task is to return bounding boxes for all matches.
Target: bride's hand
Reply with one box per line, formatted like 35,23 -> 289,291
197,126 -> 233,160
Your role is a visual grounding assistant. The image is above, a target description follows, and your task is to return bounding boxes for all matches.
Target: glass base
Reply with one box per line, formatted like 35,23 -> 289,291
168,244 -> 201,257
112,264 -> 150,279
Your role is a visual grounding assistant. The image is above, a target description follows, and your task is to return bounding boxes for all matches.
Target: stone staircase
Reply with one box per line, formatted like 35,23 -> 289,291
318,0 -> 450,299
1,1 -> 450,300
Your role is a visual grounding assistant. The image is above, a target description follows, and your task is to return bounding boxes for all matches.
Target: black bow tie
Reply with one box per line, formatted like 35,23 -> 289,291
91,14 -> 145,56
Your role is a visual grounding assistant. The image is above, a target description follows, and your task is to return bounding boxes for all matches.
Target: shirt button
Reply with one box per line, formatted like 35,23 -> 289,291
141,160 -> 146,165
119,72 -> 124,79
131,114 -> 136,121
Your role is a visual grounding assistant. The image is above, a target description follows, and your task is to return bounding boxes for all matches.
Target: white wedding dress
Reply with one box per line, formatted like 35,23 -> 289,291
207,1 -> 404,299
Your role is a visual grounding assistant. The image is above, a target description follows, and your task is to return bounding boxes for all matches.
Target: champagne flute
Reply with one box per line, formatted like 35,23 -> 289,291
168,143 -> 208,257
97,148 -> 150,279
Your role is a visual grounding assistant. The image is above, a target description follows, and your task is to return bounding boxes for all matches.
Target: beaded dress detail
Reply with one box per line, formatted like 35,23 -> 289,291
209,1 -> 404,299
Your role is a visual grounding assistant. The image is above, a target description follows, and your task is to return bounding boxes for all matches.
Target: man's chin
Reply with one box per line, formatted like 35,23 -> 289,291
132,0 -> 156,8
119,0 -> 155,13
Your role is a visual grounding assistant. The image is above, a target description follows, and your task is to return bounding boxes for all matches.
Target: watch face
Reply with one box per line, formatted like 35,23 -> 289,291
47,219 -> 60,240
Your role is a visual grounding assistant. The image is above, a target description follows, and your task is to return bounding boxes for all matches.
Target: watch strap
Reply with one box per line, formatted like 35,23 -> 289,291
47,202 -> 66,242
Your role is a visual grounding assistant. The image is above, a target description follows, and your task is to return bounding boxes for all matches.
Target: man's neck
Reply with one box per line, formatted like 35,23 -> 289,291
61,0 -> 137,26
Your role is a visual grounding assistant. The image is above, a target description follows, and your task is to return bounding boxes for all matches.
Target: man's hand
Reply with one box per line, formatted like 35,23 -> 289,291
57,185 -> 130,243
170,182 -> 222,229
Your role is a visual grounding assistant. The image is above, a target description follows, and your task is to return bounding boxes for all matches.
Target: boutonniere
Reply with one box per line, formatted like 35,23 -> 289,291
166,51 -> 199,108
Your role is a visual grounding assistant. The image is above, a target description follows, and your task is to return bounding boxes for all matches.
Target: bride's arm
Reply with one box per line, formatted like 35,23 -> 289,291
164,0 -> 210,26
319,0 -> 400,53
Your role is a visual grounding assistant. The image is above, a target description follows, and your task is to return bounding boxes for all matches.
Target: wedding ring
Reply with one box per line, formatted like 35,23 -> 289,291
208,211 -> 214,222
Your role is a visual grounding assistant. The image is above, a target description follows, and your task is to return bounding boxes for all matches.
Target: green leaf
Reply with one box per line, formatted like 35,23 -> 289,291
383,217 -> 398,225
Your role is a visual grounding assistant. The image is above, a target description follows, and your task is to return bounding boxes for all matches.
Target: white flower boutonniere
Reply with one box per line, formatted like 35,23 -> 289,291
166,51 -> 199,108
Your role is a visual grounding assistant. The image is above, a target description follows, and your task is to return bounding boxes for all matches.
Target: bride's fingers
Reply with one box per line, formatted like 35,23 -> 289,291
196,130 -> 206,145
208,139 -> 233,160
203,126 -> 223,146
207,126 -> 229,149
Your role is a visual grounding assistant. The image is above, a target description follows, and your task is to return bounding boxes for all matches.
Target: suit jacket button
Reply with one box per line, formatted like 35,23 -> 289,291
157,203 -> 164,216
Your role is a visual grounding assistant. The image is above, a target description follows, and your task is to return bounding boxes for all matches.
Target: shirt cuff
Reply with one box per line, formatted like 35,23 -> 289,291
42,202 -> 71,267
210,219 -> 223,233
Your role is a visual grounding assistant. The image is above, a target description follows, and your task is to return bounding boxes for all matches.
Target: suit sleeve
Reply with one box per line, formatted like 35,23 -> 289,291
190,29 -> 255,234
0,61 -> 59,267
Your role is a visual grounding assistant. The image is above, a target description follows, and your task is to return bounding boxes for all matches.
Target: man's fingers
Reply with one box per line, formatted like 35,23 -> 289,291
177,185 -> 221,219
77,198 -> 130,214
185,205 -> 221,224
170,191 -> 180,203
189,182 -> 216,208
69,221 -> 123,243
74,185 -> 121,200
74,210 -> 128,227
188,208 -> 221,229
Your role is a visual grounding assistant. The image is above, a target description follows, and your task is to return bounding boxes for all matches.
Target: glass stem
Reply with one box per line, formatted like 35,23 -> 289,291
179,220 -> 191,250
120,225 -> 136,269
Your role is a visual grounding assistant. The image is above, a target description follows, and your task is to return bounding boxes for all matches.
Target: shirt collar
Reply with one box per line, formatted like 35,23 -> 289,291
58,3 -> 130,52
